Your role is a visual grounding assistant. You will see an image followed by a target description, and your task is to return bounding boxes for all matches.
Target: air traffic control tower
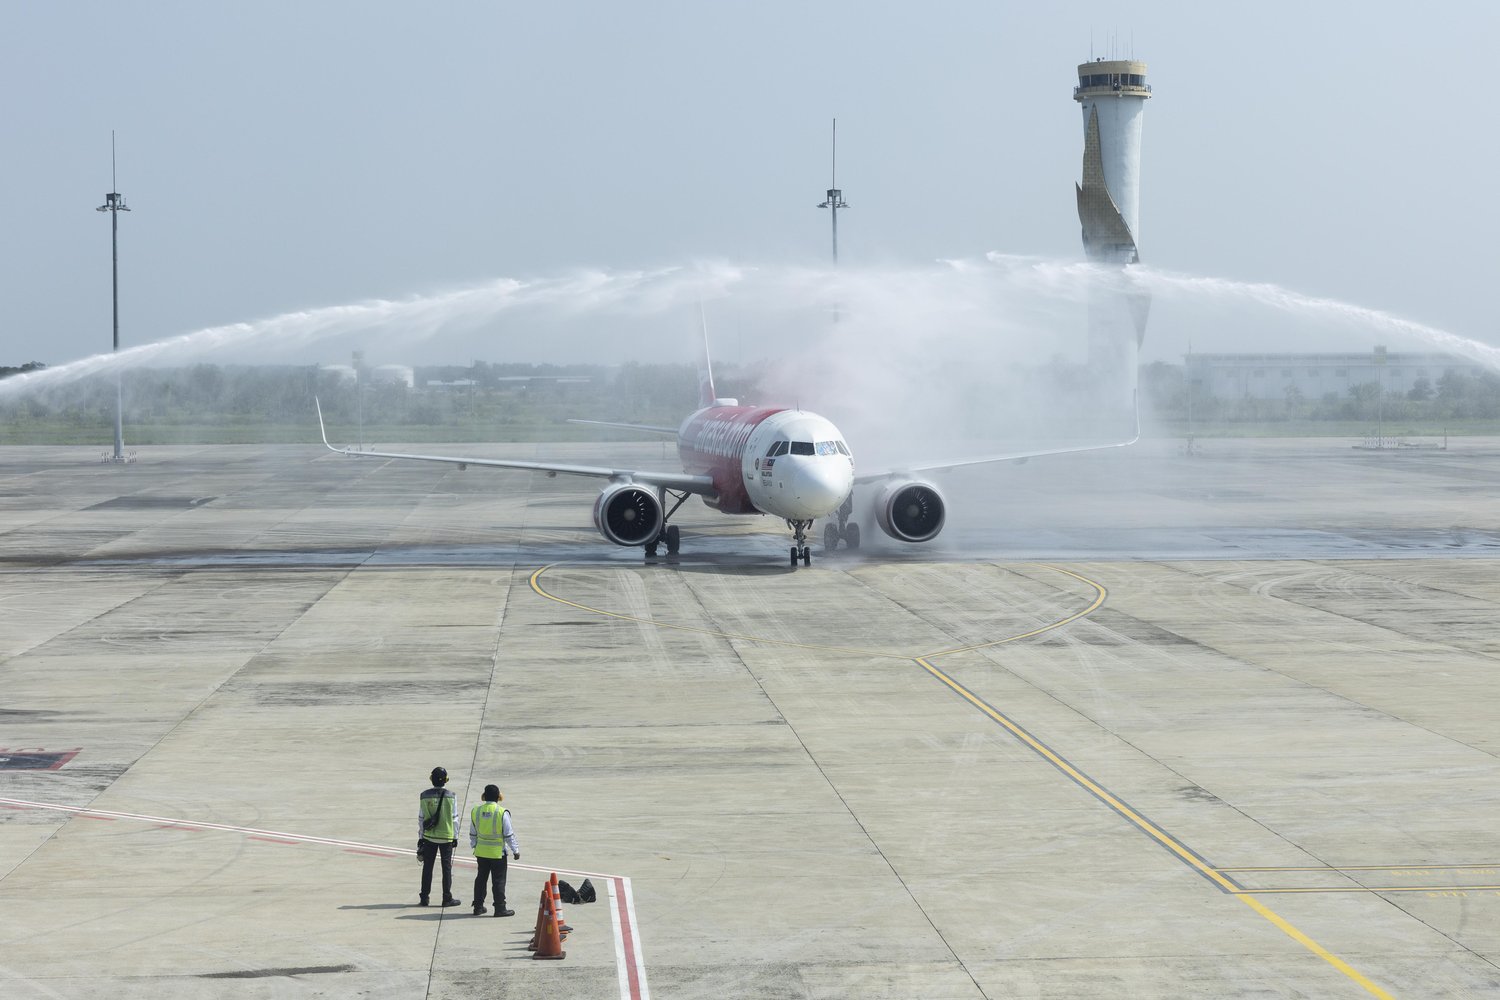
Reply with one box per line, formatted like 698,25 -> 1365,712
1074,58 -> 1151,418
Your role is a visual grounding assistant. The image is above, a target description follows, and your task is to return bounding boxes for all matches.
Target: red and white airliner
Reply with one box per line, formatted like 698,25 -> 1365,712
317,343 -> 1135,567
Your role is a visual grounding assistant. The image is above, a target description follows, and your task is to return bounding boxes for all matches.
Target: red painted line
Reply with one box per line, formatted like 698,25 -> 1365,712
344,848 -> 396,858
249,836 -> 300,845
615,876 -> 642,1000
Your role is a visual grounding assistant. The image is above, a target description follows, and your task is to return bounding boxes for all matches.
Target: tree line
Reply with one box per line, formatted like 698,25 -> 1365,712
1140,362 -> 1500,425
0,362 -> 737,442
5,359 -> 1499,443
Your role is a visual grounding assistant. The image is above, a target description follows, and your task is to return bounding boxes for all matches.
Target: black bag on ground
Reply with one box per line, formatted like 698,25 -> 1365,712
557,879 -> 581,905
578,878 -> 596,903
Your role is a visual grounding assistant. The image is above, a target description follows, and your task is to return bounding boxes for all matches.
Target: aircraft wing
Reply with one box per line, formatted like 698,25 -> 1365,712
566,418 -> 679,435
854,389 -> 1140,484
316,400 -> 715,496
853,431 -> 1139,485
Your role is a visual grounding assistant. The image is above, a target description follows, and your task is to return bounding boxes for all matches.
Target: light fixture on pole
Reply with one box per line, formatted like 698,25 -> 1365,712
96,131 -> 130,463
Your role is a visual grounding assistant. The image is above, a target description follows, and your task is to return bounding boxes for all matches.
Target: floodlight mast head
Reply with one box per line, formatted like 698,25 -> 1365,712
96,191 -> 130,213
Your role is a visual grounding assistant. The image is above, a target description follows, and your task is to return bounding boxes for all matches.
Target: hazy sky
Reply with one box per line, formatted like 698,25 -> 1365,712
5,2 -> 1498,370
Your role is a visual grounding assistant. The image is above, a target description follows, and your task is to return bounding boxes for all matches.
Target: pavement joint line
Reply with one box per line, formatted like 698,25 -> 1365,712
0,795 -> 649,1000
528,562 -> 1394,1000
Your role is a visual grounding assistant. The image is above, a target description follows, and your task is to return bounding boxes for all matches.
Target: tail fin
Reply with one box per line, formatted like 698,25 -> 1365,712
697,303 -> 718,408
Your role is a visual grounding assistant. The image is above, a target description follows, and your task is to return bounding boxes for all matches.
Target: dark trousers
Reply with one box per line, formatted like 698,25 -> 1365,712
473,854 -> 508,909
420,840 -> 454,902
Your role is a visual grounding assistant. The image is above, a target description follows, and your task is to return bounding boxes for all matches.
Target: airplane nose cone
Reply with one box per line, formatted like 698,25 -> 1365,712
789,459 -> 853,515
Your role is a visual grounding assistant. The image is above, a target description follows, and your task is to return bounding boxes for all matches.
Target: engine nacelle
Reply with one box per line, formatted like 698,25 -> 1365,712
592,484 -> 664,546
873,480 -> 946,543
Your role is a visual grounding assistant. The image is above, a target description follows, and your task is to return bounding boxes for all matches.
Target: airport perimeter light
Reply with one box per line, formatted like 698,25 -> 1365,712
95,132 -> 130,463
816,118 -> 848,263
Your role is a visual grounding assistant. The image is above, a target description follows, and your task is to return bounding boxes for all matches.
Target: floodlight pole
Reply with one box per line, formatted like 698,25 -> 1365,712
96,132 -> 130,462
816,118 -> 848,263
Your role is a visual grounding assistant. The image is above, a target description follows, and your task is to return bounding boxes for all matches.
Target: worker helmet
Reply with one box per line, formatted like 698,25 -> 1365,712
430,766 -> 448,786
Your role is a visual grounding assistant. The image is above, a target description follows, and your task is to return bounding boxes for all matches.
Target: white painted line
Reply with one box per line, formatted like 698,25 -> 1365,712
608,878 -> 631,1000
0,796 -> 648,997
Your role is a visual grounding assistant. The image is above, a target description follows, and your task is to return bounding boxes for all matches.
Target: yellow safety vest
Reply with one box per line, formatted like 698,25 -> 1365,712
472,802 -> 508,859
420,787 -> 456,842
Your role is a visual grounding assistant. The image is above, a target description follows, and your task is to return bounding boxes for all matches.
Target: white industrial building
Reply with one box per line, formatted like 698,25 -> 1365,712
1186,352 -> 1484,400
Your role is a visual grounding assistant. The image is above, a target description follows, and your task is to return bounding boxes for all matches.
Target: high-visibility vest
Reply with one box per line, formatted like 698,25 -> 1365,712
472,802 -> 508,859
419,787 -> 456,842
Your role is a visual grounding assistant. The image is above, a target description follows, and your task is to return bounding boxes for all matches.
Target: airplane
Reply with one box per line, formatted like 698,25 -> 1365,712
316,339 -> 1137,568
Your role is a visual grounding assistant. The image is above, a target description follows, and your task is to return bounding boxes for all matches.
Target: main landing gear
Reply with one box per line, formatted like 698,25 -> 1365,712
822,495 -> 860,552
788,519 -> 813,567
645,524 -> 680,558
644,489 -> 689,560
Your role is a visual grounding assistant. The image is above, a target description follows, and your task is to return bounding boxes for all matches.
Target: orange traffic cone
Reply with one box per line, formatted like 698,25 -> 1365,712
526,886 -> 548,951
532,888 -> 567,960
550,872 -> 573,936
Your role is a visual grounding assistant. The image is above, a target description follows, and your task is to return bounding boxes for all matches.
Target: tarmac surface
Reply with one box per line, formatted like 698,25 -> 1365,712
3,436 -> 1500,998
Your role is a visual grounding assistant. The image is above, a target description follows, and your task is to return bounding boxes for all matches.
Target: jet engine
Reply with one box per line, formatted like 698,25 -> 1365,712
592,484 -> 664,546
873,480 -> 946,543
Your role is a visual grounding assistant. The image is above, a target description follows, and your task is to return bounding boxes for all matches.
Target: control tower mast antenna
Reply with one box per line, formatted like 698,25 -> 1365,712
96,131 -> 131,463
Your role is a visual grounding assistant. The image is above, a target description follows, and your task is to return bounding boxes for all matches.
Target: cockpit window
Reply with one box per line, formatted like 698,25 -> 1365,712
790,441 -> 815,456
835,441 -> 851,456
769,440 -> 789,457
815,441 -> 840,456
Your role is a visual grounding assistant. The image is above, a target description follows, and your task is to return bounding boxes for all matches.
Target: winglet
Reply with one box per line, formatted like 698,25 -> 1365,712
315,397 -> 343,453
697,302 -> 718,408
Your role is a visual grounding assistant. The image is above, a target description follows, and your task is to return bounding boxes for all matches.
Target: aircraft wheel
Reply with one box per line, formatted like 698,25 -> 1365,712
800,546 -> 811,566
665,525 -> 681,555
823,522 -> 840,551
645,541 -> 659,559
790,546 -> 800,567
843,522 -> 860,550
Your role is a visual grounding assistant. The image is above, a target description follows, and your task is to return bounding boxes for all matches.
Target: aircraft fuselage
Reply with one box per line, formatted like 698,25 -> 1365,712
677,405 -> 853,521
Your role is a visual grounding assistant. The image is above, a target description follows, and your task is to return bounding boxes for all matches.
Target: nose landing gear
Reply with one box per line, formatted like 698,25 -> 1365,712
787,519 -> 813,567
822,495 -> 860,552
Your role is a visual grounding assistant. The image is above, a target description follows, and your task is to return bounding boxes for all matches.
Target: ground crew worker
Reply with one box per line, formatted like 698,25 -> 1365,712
417,766 -> 461,907
469,783 -> 520,916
